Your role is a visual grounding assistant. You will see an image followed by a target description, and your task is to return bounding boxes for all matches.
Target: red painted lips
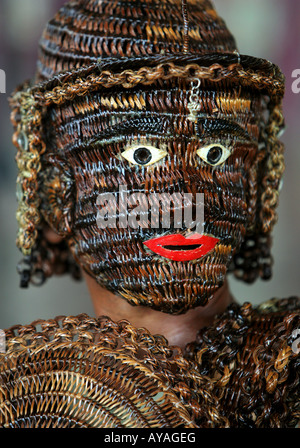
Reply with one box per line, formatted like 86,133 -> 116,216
143,233 -> 219,261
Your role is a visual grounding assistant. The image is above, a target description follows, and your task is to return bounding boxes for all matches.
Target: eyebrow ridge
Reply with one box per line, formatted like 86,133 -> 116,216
197,117 -> 252,141
90,116 -> 171,147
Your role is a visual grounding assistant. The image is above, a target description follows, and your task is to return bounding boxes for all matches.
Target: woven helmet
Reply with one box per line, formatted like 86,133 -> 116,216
10,0 -> 285,307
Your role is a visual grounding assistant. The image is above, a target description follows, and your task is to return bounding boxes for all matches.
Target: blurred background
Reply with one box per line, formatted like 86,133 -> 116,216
0,0 -> 299,329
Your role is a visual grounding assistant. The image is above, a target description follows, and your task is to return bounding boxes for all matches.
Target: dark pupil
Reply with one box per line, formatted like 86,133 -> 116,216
207,146 -> 223,164
133,147 -> 152,165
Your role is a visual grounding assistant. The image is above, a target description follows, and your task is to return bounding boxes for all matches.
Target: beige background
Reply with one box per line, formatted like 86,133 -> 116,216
0,0 -> 299,329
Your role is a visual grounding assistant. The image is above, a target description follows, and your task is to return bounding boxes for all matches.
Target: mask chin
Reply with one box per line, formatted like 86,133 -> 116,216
70,234 -> 233,315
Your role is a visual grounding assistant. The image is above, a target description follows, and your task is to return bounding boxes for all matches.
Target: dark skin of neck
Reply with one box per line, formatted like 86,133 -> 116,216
83,272 -> 234,350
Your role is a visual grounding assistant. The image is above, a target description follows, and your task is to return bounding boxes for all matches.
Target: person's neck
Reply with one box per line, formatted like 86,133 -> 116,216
84,273 -> 234,350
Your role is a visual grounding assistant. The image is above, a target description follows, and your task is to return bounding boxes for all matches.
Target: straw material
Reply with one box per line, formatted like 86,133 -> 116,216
0,314 -> 227,428
9,0 -> 285,294
35,0 -> 237,82
4,0 -> 298,428
185,297 -> 300,427
1,297 -> 299,428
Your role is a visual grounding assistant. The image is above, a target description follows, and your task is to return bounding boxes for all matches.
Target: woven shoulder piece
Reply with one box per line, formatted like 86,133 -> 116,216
0,314 -> 228,428
185,297 -> 300,428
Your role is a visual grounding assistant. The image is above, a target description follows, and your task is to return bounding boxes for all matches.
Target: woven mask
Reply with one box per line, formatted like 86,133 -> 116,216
10,0 -> 285,314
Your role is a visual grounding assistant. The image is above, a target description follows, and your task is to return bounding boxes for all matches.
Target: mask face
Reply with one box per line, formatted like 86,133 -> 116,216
48,81 -> 263,314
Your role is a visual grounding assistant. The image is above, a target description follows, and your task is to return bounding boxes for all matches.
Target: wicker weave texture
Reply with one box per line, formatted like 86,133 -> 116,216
1,297 -> 299,428
9,0 -> 285,294
0,314 -> 227,428
36,0 -> 237,81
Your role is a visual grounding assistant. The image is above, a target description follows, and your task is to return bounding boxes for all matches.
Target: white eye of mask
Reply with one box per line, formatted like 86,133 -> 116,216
197,144 -> 231,166
121,144 -> 167,166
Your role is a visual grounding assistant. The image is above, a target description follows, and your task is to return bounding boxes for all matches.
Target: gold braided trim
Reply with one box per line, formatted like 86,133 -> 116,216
11,61 -> 285,109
